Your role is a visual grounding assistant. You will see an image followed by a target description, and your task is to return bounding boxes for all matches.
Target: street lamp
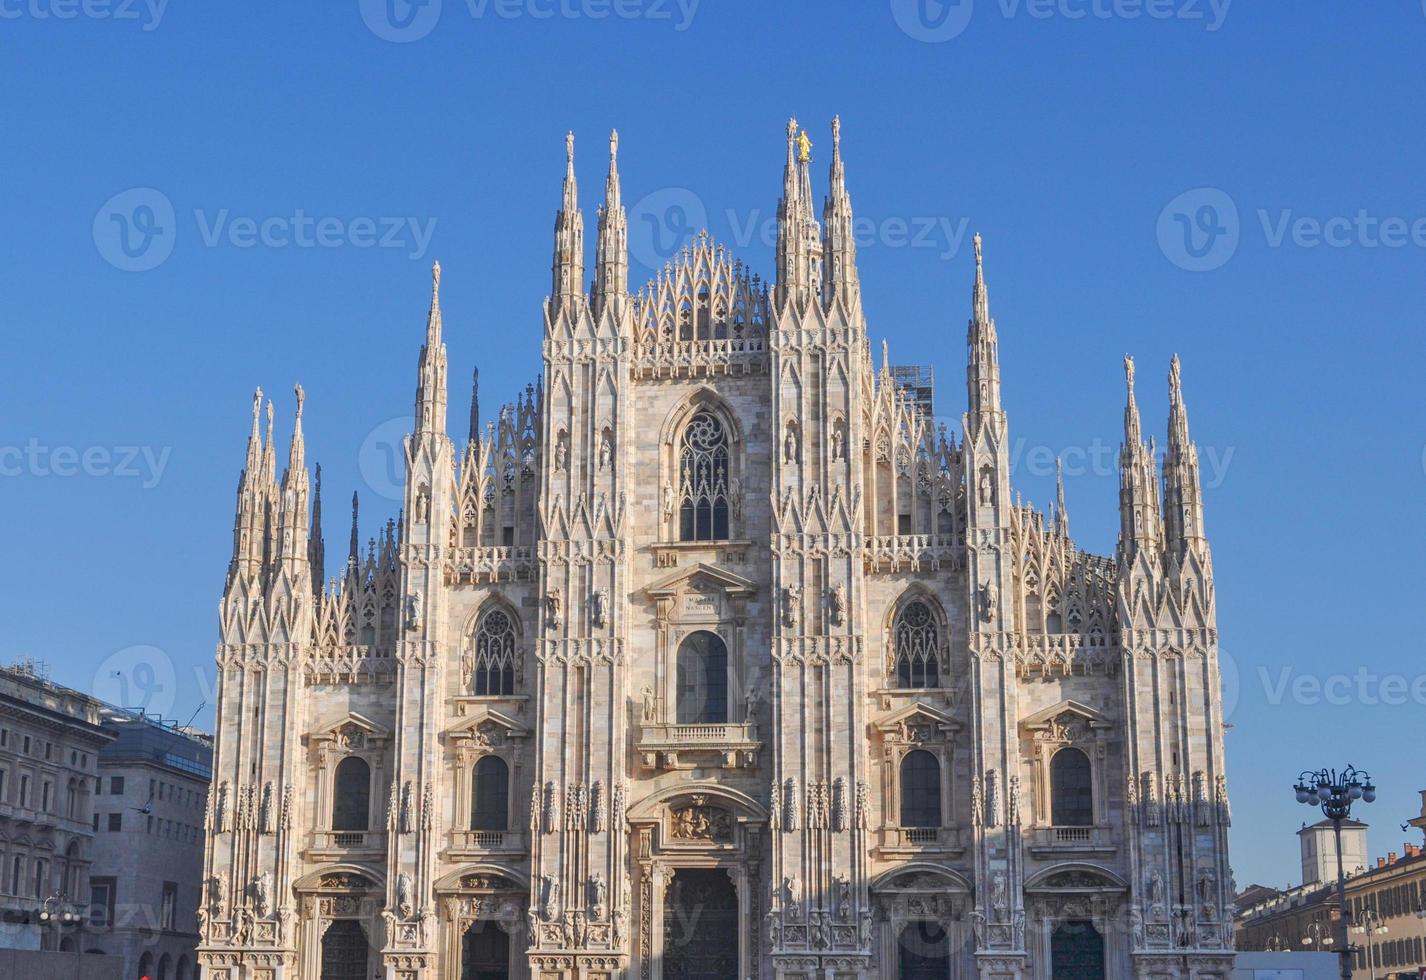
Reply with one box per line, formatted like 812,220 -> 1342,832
37,893 -> 81,952
1353,907 -> 1388,980
1294,765 -> 1376,980
1303,920 -> 1334,948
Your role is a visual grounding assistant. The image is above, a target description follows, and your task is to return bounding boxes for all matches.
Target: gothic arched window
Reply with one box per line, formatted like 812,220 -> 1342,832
893,599 -> 940,688
472,609 -> 517,696
900,750 -> 941,828
675,631 -> 728,725
470,756 -> 509,832
331,756 -> 371,832
1050,747 -> 1093,826
678,412 -> 731,541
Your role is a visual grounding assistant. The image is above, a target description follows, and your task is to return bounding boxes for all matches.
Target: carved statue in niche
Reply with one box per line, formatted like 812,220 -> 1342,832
743,686 -> 758,722
253,871 -> 272,918
662,481 -> 675,521
598,431 -> 612,471
215,781 -> 229,833
784,423 -> 799,463
1197,870 -> 1217,918
544,588 -> 562,630
589,781 -> 606,833
831,425 -> 845,461
834,875 -> 851,920
991,870 -> 1008,918
828,584 -> 846,627
400,781 -> 413,834
1146,868 -> 1166,917
554,432 -> 568,471
405,590 -> 423,631
979,467 -> 994,506
782,585 -> 801,629
782,874 -> 800,912
539,875 -> 560,921
588,874 -> 607,919
397,872 -> 413,918
640,684 -> 656,721
414,485 -> 430,524
591,589 -> 608,628
979,582 -> 998,622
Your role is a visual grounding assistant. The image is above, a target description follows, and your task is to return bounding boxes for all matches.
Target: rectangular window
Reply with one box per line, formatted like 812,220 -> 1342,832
108,812 -> 122,832
160,881 -> 177,930
898,513 -> 912,534
93,812 -> 99,831
110,776 -> 125,795
9,856 -> 21,895
90,877 -> 116,928
19,775 -> 30,807
41,782 -> 52,811
22,735 -> 30,754
0,769 -> 6,801
33,858 -> 47,898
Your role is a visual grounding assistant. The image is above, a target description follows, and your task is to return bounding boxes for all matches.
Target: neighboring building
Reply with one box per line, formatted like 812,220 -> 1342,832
1300,819 -> 1369,887
1237,795 -> 1426,979
199,120 -> 1236,980
88,709 -> 213,980
0,661 -> 113,953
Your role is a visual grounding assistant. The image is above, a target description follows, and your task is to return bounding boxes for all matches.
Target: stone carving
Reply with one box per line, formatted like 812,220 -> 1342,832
589,780 -> 606,833
591,589 -> 608,628
828,584 -> 846,626
782,874 -> 800,912
214,781 -> 229,833
979,581 -> 997,622
539,875 -> 560,921
640,684 -> 656,721
671,802 -> 734,842
542,781 -> 559,834
855,780 -> 869,829
545,588 -> 562,630
405,590 -> 423,631
611,780 -> 626,828
1197,870 -> 1217,919
831,776 -> 848,832
991,870 -> 1008,918
397,872 -> 413,918
253,871 -> 272,918
399,781 -> 413,834
834,875 -> 852,920
259,782 -> 273,835
782,585 -> 801,629
984,770 -> 999,828
1147,868 -> 1166,918
598,431 -> 613,470
784,423 -> 799,463
831,425 -> 845,461
662,481 -> 675,521
784,777 -> 799,831
588,874 -> 607,919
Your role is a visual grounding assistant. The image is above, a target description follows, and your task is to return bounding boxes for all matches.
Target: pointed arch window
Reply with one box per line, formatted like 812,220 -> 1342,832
331,756 -> 371,832
470,756 -> 509,832
678,412 -> 730,541
900,750 -> 942,828
472,609 -> 517,696
893,600 -> 940,688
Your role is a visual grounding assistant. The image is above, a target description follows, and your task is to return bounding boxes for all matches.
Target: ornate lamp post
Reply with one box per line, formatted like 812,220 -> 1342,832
37,892 -> 82,954
1294,765 -> 1376,980
1353,907 -> 1387,980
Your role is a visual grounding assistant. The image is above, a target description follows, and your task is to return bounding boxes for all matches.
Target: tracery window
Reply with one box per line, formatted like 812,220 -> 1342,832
678,412 -> 730,541
894,600 -> 940,688
472,609 -> 517,696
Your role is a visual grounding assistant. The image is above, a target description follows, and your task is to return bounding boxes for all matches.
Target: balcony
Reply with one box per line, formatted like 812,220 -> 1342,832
863,534 -> 959,574
637,721 -> 760,771
308,830 -> 388,859
1028,825 -> 1116,858
448,829 -> 529,859
876,826 -> 964,857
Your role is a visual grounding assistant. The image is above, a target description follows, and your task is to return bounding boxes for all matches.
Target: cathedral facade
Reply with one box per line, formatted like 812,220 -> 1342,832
197,119 -> 1235,980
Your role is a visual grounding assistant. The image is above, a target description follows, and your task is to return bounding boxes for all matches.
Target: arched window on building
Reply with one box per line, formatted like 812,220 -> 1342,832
900,750 -> 942,828
470,757 -> 509,832
1050,747 -> 1093,826
893,600 -> 940,689
472,608 -> 517,696
678,412 -> 730,541
331,756 -> 371,832
675,631 -> 728,725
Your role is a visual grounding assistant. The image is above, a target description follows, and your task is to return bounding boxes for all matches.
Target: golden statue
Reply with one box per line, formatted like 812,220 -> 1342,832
797,129 -> 812,164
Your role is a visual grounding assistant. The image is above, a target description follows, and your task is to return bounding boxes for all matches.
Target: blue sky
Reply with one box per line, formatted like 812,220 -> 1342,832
2,1 -> 1423,891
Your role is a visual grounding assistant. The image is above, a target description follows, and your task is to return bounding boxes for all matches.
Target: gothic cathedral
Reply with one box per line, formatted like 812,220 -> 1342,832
198,119 -> 1235,980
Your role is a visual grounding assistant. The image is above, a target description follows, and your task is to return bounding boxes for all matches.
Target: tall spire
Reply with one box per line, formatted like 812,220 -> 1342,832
965,233 -> 1002,420
414,261 -> 448,435
348,490 -> 360,573
229,386 -> 269,583
468,366 -> 481,447
551,130 -> 585,316
592,129 -> 628,319
822,115 -> 860,312
1162,354 -> 1206,555
276,384 -> 311,573
309,462 -> 325,592
774,117 -> 822,313
1055,456 -> 1069,539
1118,354 -> 1162,558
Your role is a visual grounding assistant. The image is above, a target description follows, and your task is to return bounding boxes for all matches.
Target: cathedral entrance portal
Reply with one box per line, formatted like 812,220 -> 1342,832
319,920 -> 370,980
662,868 -> 738,980
897,921 -> 950,980
1051,919 -> 1106,980
462,920 -> 511,980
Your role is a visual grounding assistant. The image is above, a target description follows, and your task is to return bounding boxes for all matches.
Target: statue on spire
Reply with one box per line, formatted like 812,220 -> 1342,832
1169,352 -> 1182,393
565,130 -> 575,164
1124,354 -> 1136,391
294,383 -> 305,421
610,128 -> 618,161
797,129 -> 813,164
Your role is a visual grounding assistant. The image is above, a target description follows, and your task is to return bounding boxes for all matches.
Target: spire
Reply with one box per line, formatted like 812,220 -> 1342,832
592,129 -> 628,319
309,462 -> 326,592
1055,456 -> 1069,539
822,115 -> 860,312
1162,354 -> 1206,555
551,130 -> 585,315
229,386 -> 269,583
774,117 -> 822,313
348,491 -> 360,573
414,261 -> 449,436
1118,354 -> 1162,559
966,233 -> 1002,419
276,384 -> 311,574
468,366 -> 481,447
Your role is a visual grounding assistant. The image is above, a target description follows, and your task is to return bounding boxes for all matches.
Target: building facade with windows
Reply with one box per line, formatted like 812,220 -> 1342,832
0,662 -> 113,953
88,710 -> 213,980
198,120 -> 1235,980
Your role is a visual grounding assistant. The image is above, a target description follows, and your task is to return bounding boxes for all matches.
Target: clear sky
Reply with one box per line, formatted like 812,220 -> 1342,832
2,1 -> 1423,892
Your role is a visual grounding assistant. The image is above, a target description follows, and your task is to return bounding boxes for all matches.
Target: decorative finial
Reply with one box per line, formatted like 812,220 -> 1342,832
787,117 -> 798,139
832,115 -> 841,149
265,398 -> 274,444
565,130 -> 575,165
973,232 -> 983,268
610,129 -> 619,161
1124,354 -> 1136,391
432,260 -> 441,290
294,383 -> 305,420
251,387 -> 263,431
1169,353 -> 1182,393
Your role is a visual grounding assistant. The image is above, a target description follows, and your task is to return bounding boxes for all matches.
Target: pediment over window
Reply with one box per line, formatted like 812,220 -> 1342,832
306,712 -> 392,748
645,562 -> 757,599
1020,700 -> 1112,740
1024,863 -> 1127,892
444,707 -> 530,748
873,702 -> 961,743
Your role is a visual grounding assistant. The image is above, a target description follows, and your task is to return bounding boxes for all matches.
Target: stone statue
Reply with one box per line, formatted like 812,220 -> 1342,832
784,424 -> 799,463
829,584 -> 846,626
979,582 -> 998,622
1147,868 -> 1166,916
214,781 -> 229,834
834,875 -> 851,920
782,585 -> 801,629
662,481 -> 675,520
414,485 -> 430,524
640,684 -> 656,721
991,870 -> 1008,917
591,589 -> 608,628
979,468 -> 993,506
253,871 -> 272,918
782,874 -> 800,911
588,874 -> 607,919
554,433 -> 568,471
405,590 -> 423,631
831,426 -> 845,461
743,686 -> 758,722
397,872 -> 413,917
598,432 -> 612,470
258,782 -> 273,835
539,874 -> 560,921
545,588 -> 561,630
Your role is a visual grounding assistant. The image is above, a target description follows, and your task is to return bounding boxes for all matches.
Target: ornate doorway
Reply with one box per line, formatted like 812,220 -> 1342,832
320,920 -> 370,980
462,920 -> 511,980
1051,919 -> 1105,980
898,921 -> 950,980
663,868 -> 738,980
